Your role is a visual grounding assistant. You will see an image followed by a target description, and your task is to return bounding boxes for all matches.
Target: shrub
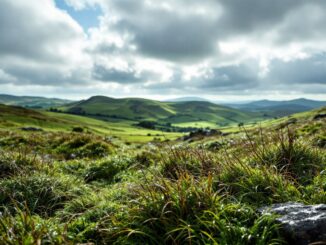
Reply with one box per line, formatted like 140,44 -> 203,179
72,126 -> 84,133
80,141 -> 113,158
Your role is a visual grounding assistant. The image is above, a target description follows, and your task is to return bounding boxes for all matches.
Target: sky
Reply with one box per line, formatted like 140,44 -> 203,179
0,0 -> 326,101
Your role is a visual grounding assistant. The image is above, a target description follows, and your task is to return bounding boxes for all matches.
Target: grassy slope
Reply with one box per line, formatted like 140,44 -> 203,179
0,106 -> 324,244
229,99 -> 326,117
59,96 -> 264,126
201,106 -> 326,136
0,94 -> 71,108
0,104 -> 182,142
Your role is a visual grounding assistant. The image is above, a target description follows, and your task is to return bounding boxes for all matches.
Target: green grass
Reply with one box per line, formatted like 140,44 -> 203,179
0,104 -> 183,143
0,105 -> 325,244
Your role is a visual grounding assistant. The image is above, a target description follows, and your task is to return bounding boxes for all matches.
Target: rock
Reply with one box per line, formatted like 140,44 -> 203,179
180,129 -> 223,141
20,127 -> 43,132
313,113 -> 326,120
206,141 -> 224,151
259,202 -> 326,245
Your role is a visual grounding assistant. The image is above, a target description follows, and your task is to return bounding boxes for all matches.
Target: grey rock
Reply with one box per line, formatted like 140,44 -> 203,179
259,202 -> 326,245
313,113 -> 326,120
20,127 -> 43,132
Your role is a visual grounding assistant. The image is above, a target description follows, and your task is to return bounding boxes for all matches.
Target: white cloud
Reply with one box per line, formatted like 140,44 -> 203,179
0,0 -> 325,99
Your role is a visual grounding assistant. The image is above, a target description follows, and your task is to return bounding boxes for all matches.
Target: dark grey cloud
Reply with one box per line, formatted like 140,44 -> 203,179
92,64 -> 141,83
133,17 -> 218,62
269,54 -> 326,85
219,0 -> 303,34
143,62 -> 260,95
99,0 -> 221,62
199,64 -> 259,90
98,0 -> 326,63
0,63 -> 89,86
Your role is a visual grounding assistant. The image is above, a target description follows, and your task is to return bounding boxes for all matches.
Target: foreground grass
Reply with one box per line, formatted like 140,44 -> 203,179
0,110 -> 325,244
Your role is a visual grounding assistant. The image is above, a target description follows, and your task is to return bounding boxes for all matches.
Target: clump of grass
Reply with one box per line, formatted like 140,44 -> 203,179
0,209 -> 67,244
61,188 -> 129,244
134,150 -> 160,167
192,205 -> 284,245
298,122 -> 323,135
84,156 -> 134,183
160,148 -> 216,179
0,151 -> 42,179
216,162 -> 301,206
261,142 -> 324,185
313,133 -> 326,148
55,135 -> 113,159
99,174 -> 283,244
0,173 -> 85,217
248,129 -> 325,185
0,134 -> 30,148
100,174 -> 220,244
304,173 -> 326,203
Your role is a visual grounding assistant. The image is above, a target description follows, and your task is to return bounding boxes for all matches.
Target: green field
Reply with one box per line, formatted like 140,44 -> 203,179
57,95 -> 266,126
0,104 -> 183,142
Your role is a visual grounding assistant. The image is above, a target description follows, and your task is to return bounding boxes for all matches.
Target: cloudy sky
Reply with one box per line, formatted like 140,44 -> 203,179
0,0 -> 326,101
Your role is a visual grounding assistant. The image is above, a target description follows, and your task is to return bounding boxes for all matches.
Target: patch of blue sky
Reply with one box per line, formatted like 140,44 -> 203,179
55,0 -> 102,31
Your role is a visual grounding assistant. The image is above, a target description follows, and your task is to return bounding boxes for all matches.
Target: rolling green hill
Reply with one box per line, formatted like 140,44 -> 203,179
57,96 -> 264,127
227,98 -> 326,117
0,104 -> 182,142
0,94 -> 72,108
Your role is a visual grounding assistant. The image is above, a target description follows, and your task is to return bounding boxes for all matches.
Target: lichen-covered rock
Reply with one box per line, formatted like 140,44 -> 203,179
259,202 -> 326,245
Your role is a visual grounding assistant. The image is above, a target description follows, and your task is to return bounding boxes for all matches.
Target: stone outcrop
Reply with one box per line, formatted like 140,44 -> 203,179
259,202 -> 326,245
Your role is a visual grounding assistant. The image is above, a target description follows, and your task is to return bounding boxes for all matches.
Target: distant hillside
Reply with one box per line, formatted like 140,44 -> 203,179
0,94 -> 72,108
57,95 -> 263,127
0,104 -> 182,142
227,98 -> 326,117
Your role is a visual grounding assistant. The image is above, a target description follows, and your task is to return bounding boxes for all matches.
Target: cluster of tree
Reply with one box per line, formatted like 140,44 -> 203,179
48,108 -> 63,112
48,108 -> 137,121
136,120 -> 199,132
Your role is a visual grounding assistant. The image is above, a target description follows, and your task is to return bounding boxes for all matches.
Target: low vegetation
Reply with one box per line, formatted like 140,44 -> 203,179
0,105 -> 325,244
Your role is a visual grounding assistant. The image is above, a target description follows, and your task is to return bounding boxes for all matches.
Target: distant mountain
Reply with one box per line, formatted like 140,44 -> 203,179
57,95 -> 262,126
0,94 -> 72,108
227,98 -> 326,117
165,97 -> 209,102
